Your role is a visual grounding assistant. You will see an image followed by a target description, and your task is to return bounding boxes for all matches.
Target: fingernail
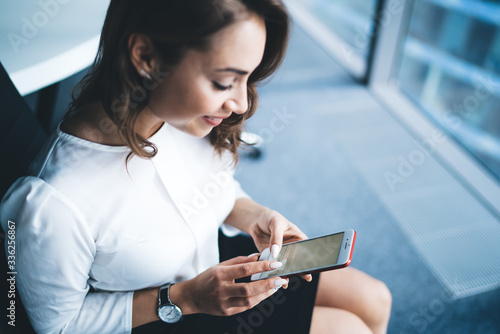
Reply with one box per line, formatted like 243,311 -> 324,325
274,278 -> 287,287
247,252 -> 260,258
270,261 -> 282,269
306,275 -> 313,282
271,244 -> 280,258
283,284 -> 288,289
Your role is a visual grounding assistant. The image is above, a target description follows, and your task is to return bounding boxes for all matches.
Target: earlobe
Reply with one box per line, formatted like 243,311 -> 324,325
140,69 -> 152,80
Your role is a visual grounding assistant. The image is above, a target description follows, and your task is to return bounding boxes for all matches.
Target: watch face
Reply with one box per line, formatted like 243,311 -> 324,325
159,305 -> 182,323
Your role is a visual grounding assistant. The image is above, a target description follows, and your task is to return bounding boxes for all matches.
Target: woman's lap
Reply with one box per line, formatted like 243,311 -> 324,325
132,230 -> 319,334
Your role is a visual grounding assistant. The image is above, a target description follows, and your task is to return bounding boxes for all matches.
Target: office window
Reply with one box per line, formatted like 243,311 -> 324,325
294,0 -> 379,79
394,0 -> 500,180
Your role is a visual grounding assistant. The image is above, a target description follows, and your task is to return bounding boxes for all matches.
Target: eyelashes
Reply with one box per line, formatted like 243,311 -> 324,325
212,81 -> 232,91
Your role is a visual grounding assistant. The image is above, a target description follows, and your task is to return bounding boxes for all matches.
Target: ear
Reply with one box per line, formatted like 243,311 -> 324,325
128,33 -> 157,79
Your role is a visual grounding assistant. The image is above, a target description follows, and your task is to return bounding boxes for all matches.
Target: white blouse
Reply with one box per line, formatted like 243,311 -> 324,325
0,122 -> 247,334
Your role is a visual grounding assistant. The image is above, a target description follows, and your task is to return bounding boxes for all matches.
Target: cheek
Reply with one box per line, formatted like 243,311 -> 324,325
194,87 -> 224,115
150,75 -> 224,121
175,83 -> 223,118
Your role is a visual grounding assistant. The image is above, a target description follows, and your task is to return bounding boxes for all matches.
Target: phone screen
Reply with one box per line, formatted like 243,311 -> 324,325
260,232 -> 344,279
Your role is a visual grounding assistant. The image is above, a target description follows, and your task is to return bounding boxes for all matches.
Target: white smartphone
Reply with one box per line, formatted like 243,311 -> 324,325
251,230 -> 356,281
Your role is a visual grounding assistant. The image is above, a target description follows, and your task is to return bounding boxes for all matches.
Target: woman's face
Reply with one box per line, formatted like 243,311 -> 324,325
146,13 -> 267,138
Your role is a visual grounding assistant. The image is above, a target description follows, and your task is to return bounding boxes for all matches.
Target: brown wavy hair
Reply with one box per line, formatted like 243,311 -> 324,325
66,0 -> 290,165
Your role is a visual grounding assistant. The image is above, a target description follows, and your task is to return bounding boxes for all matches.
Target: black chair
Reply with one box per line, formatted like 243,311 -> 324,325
0,62 -> 47,334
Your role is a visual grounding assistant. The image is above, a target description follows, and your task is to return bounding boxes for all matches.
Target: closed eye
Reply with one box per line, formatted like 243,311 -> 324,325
212,81 -> 232,91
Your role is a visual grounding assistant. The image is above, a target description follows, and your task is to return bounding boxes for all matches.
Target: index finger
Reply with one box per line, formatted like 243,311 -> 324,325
221,260 -> 281,280
271,226 -> 309,259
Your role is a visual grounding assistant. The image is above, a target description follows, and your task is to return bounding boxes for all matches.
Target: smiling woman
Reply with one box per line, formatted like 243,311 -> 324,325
62,0 -> 289,166
138,14 -> 266,138
0,0 -> 391,333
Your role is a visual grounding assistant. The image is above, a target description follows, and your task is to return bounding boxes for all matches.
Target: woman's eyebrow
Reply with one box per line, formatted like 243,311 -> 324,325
215,67 -> 249,75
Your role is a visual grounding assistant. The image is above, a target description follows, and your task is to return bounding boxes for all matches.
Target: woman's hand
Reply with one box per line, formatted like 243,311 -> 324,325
247,208 -> 313,283
247,209 -> 305,253
176,255 -> 287,316
224,198 -> 313,283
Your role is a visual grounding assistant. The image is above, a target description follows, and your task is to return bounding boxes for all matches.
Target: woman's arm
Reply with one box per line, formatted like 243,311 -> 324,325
1,178 -> 136,333
132,280 -> 196,328
224,197 -> 272,234
224,197 -> 313,283
132,288 -> 160,328
132,256 -> 284,328
225,197 -> 308,252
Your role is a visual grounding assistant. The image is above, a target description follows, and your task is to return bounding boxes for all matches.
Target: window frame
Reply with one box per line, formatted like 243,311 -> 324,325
368,0 -> 500,214
285,0 -> 377,81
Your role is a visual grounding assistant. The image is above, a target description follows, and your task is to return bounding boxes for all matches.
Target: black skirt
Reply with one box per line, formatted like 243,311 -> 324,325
133,230 -> 319,334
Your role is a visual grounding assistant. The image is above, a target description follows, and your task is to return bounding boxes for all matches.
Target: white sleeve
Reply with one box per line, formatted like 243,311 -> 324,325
219,150 -> 251,201
0,177 -> 133,334
220,179 -> 252,237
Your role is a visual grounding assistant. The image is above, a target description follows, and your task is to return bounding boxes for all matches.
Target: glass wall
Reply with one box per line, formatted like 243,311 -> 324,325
394,0 -> 500,180
297,0 -> 379,79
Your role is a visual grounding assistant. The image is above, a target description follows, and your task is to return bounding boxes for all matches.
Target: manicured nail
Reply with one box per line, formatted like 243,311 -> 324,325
283,284 -> 288,289
306,275 -> 313,282
271,244 -> 280,258
274,278 -> 287,287
247,252 -> 260,258
270,262 -> 282,269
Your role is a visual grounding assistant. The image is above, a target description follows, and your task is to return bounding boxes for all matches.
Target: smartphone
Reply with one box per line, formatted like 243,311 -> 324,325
251,230 -> 356,281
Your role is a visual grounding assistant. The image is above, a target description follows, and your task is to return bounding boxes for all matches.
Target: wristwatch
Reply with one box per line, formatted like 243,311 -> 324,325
158,283 -> 183,323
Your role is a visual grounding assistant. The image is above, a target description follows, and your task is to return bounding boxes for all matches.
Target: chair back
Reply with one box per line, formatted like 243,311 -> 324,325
0,62 -> 44,334
0,63 -> 48,199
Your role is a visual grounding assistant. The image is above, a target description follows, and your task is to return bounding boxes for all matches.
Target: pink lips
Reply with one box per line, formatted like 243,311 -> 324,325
202,115 -> 229,126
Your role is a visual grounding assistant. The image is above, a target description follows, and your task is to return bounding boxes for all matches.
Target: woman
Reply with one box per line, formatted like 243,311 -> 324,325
0,0 -> 391,333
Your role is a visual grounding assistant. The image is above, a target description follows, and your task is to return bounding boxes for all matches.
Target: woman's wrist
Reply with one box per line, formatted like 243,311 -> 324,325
132,288 -> 160,328
225,198 -> 272,234
132,280 -> 197,328
168,279 -> 197,316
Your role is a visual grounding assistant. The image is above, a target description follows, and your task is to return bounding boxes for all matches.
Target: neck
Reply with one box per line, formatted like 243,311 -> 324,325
61,102 -> 164,145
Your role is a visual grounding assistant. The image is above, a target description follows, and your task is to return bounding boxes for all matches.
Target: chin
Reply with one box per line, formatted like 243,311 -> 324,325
183,126 -> 212,138
172,120 -> 213,138
191,131 -> 211,138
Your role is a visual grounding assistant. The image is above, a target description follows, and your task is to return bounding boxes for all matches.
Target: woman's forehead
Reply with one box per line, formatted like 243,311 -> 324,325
198,15 -> 267,72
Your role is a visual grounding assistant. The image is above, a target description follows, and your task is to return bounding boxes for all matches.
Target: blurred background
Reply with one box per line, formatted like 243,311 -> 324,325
1,0 -> 499,333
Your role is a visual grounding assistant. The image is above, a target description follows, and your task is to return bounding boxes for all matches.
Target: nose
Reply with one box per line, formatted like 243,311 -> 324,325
223,84 -> 248,115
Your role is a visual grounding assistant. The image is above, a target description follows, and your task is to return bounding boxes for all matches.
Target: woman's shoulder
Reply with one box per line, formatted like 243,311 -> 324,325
0,175 -> 95,258
30,124 -> 128,184
1,176 -> 73,210
0,176 -> 78,229
1,175 -> 49,200
19,121 -> 134,215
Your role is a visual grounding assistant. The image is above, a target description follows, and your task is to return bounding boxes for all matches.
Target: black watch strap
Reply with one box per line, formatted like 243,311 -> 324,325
159,283 -> 173,307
